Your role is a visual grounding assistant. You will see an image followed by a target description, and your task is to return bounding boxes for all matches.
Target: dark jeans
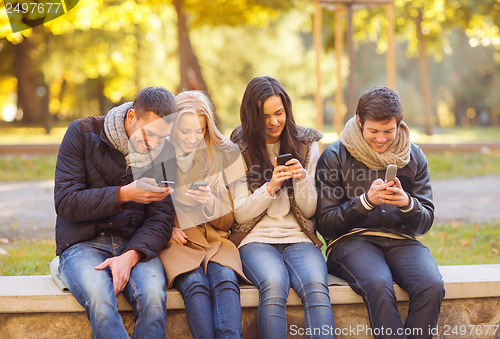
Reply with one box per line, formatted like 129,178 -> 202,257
327,236 -> 444,339
174,262 -> 242,339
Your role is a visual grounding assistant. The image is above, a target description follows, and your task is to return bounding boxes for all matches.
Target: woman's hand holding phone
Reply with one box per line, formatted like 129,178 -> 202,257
267,156 -> 293,196
186,182 -> 215,213
285,158 -> 306,181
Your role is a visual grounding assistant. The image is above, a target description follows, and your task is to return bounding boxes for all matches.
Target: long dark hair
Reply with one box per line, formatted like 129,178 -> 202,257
240,76 -> 304,189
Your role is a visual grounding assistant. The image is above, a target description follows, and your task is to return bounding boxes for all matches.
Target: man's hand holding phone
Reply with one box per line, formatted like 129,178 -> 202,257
366,165 -> 410,207
383,177 -> 410,207
118,177 -> 172,205
157,180 -> 175,188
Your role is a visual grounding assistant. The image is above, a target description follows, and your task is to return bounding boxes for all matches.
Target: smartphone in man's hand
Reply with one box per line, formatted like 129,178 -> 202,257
384,165 -> 397,186
157,181 -> 175,188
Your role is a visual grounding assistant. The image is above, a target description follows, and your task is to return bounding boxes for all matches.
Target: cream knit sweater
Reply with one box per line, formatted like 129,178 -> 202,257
233,142 -> 320,248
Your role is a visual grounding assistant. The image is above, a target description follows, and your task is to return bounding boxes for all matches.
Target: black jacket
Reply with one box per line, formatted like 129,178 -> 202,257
315,140 -> 434,244
54,116 -> 176,259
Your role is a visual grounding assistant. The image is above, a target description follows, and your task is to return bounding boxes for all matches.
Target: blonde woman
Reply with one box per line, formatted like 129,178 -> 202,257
159,91 -> 247,339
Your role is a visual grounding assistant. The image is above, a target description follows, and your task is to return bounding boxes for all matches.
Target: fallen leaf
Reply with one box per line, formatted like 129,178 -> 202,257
460,240 -> 471,246
438,233 -> 448,239
492,248 -> 499,255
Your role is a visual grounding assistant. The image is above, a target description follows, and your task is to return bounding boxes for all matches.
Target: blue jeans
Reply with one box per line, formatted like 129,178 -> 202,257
239,242 -> 335,339
174,262 -> 242,339
328,236 -> 444,339
58,235 -> 167,339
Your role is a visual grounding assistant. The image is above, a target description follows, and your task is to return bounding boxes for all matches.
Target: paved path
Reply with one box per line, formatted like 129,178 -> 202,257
0,181 -> 55,239
0,177 -> 499,240
432,175 -> 500,223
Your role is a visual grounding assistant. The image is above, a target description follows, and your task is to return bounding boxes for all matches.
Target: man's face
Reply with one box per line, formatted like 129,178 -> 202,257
358,117 -> 398,154
126,109 -> 171,154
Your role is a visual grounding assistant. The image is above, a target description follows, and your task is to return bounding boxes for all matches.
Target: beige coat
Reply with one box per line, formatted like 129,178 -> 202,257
158,146 -> 249,288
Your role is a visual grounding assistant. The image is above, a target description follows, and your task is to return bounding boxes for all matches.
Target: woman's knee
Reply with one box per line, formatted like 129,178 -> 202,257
175,269 -> 211,298
258,273 -> 290,300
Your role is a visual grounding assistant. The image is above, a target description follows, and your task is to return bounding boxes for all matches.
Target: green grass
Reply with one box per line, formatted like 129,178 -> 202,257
411,126 -> 500,144
0,221 -> 497,276
0,125 -> 67,145
2,151 -> 499,182
0,239 -> 55,276
2,124 -> 500,146
427,151 -> 500,180
321,126 -> 500,145
0,154 -> 57,181
420,221 -> 500,265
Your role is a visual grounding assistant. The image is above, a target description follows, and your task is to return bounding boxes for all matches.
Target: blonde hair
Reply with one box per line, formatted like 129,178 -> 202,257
172,90 -> 238,189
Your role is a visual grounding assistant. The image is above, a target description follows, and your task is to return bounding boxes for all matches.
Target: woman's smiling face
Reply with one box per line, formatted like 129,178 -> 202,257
262,95 -> 286,144
173,113 -> 207,155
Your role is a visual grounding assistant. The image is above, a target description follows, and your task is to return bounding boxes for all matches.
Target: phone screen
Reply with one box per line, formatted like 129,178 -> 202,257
385,165 -> 397,183
277,153 -> 292,166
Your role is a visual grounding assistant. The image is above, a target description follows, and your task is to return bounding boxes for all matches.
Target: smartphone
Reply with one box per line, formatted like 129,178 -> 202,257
157,180 -> 175,187
384,165 -> 397,185
190,181 -> 208,191
277,153 -> 293,166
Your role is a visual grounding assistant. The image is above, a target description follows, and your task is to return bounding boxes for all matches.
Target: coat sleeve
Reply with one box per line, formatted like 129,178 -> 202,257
54,121 -> 123,222
124,196 -> 174,260
399,146 -> 434,236
315,145 -> 372,241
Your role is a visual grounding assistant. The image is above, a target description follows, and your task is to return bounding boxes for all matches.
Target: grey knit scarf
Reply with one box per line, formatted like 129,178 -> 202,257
104,102 -> 163,168
340,116 -> 411,170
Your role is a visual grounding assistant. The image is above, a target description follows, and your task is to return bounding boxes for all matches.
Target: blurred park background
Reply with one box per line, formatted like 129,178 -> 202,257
0,0 -> 499,275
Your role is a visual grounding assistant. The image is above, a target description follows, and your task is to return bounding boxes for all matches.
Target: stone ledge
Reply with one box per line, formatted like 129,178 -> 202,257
1,264 -> 499,314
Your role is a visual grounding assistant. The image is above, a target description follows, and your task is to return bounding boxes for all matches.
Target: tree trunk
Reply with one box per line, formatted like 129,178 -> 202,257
346,4 -> 356,121
416,9 -> 434,135
96,77 -> 112,116
173,0 -> 209,95
13,35 -> 51,133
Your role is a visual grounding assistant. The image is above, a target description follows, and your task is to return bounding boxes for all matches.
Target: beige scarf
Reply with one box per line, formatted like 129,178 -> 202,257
104,102 -> 163,168
340,116 -> 411,170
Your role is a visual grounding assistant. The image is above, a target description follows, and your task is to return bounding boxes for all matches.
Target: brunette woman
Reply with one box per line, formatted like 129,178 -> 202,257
159,90 -> 248,339
230,76 -> 335,338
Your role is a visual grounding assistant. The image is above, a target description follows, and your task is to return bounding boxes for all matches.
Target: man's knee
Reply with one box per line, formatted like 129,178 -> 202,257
360,276 -> 395,298
412,275 -> 445,302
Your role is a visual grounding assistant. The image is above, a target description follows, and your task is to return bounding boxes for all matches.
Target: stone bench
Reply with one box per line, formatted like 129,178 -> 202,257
1,264 -> 499,338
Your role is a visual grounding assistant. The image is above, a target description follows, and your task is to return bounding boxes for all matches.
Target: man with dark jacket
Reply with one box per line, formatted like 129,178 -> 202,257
316,86 -> 444,338
55,87 -> 177,338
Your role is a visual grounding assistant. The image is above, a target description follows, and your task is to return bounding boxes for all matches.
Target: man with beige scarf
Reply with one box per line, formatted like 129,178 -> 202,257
55,87 -> 177,338
316,86 -> 444,339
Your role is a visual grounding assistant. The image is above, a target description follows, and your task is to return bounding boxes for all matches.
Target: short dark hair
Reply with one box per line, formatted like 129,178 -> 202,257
132,86 -> 177,119
356,86 -> 403,127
